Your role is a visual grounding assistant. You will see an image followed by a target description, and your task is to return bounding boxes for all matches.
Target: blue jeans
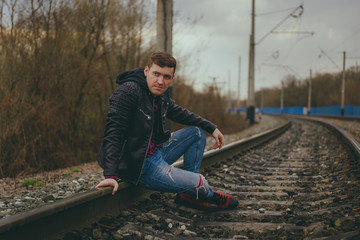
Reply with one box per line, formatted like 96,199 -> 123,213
138,126 -> 214,200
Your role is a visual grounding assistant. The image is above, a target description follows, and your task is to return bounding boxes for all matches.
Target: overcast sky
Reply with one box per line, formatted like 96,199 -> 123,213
168,0 -> 360,100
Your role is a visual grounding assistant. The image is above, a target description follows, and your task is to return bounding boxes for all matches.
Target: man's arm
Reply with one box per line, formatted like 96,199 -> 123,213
101,84 -> 137,175
97,82 -> 138,193
166,99 -> 225,149
166,99 -> 217,134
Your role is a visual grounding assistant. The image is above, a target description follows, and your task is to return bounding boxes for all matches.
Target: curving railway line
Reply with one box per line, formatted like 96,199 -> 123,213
1,117 -> 359,239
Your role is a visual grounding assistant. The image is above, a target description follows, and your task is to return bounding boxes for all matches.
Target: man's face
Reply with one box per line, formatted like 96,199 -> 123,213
144,64 -> 174,96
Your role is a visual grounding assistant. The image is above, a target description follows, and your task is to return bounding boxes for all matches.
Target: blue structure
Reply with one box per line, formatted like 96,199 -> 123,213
310,105 -> 360,116
262,107 -> 282,114
230,105 -> 360,117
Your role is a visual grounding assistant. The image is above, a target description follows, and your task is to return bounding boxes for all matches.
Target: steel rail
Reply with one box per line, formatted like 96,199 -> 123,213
0,120 -> 291,240
305,114 -> 360,122
270,114 -> 359,160
266,113 -> 360,122
293,116 -> 360,160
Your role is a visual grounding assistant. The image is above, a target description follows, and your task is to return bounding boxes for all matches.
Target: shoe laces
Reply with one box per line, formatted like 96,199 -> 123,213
213,191 -> 229,205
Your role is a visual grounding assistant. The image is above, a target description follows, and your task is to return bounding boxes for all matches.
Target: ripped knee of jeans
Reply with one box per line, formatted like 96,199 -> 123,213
164,138 -> 177,148
167,166 -> 175,182
195,126 -> 201,136
194,126 -> 206,144
194,126 -> 204,138
195,174 -> 210,200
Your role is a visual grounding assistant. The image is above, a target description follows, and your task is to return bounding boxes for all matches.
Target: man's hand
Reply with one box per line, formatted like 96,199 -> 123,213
212,128 -> 224,149
96,178 -> 119,195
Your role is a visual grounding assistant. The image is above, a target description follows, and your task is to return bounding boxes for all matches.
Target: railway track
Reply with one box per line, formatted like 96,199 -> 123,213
1,117 -> 360,239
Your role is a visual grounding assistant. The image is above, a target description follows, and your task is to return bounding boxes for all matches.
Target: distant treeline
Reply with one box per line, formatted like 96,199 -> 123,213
252,68 -> 360,108
0,0 -> 245,177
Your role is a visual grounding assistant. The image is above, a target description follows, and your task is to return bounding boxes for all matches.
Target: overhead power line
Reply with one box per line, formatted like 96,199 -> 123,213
263,63 -> 302,79
256,6 -> 299,17
272,31 -> 314,36
256,4 -> 304,45
318,48 -> 341,70
331,27 -> 360,51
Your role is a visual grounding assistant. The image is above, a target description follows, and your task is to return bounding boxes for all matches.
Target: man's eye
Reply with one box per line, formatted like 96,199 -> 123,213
154,72 -> 160,76
164,76 -> 171,80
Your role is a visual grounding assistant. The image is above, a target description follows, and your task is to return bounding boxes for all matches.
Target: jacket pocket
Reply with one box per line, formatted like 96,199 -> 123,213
118,140 -> 127,161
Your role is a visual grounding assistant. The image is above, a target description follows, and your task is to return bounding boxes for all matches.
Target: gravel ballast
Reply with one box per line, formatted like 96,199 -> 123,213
5,114 -> 357,221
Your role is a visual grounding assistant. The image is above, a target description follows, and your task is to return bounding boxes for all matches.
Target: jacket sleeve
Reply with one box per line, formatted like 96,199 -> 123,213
99,82 -> 139,176
166,98 -> 217,134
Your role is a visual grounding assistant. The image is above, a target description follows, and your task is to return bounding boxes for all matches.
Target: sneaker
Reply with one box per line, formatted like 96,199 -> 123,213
175,193 -> 218,211
211,191 -> 238,209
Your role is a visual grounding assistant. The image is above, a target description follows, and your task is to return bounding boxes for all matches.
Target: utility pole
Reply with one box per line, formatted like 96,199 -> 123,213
261,89 -> 264,112
228,70 -> 231,111
341,51 -> 346,116
281,81 -> 284,114
247,0 -> 256,124
307,69 -> 312,115
157,0 -> 173,130
238,56 -> 241,111
246,2 -> 305,122
156,0 -> 173,53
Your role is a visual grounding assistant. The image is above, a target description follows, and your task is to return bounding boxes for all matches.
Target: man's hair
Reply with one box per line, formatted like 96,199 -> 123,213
147,52 -> 177,74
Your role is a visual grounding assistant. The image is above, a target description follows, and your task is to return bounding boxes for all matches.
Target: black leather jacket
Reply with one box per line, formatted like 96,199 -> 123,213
97,68 -> 217,184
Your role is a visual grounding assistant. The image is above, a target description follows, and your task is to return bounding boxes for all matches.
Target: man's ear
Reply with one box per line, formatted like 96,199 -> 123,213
144,66 -> 149,77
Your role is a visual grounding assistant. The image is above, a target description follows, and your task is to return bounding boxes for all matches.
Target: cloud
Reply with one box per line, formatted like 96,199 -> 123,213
170,0 -> 360,97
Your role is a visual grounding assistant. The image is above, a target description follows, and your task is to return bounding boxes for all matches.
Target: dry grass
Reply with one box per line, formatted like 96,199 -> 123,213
0,0 -> 246,177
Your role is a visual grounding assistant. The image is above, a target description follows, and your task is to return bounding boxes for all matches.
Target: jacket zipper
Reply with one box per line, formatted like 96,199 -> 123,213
162,101 -> 168,118
139,109 -> 151,120
136,97 -> 155,184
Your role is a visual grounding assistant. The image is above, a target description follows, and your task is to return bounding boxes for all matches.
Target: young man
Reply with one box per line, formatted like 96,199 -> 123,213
96,52 -> 238,211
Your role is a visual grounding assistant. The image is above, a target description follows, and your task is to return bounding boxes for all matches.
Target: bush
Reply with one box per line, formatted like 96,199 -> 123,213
21,178 -> 44,187
0,0 -> 246,177
71,167 -> 80,173
0,0 -> 152,177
